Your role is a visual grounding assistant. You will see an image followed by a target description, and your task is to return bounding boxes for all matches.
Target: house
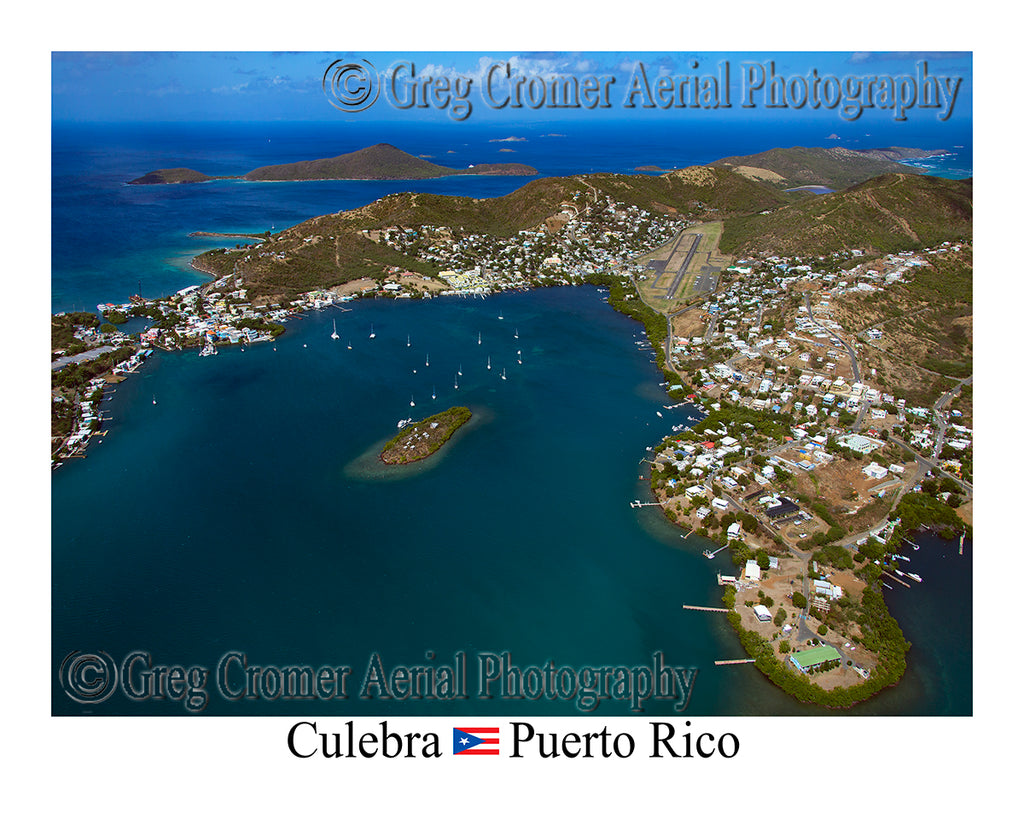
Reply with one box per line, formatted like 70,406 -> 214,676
789,645 -> 841,673
813,579 -> 843,599
862,462 -> 888,480
744,560 -> 761,582
753,604 -> 772,622
727,522 -> 743,539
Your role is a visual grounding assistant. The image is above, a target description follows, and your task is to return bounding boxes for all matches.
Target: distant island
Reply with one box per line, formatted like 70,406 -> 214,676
380,407 -> 472,465
128,144 -> 537,184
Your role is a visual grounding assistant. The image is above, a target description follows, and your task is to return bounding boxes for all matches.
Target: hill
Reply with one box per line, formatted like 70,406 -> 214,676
711,146 -> 938,190
719,173 -> 972,257
243,144 -> 536,181
190,162 -> 970,301
128,168 -> 217,185
129,144 -> 536,185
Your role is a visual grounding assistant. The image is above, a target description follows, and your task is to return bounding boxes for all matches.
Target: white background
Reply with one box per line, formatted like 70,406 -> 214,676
12,2 -> 1013,815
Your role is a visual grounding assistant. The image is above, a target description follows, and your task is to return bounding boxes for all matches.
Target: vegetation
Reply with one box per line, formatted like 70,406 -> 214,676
243,144 -> 537,181
380,406 -> 472,465
720,174 -> 972,257
711,145 -> 936,190
128,167 -> 217,185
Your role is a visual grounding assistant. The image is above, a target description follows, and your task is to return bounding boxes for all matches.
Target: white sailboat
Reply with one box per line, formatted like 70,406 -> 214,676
369,324 -> 376,339
331,320 -> 339,340
477,332 -> 482,345
498,310 -> 504,320
425,353 -> 429,367
486,356 -> 491,370
458,364 -> 463,376
407,334 -> 411,347
514,328 -> 519,339
500,368 -> 507,381
410,395 -> 415,407
454,374 -> 459,390
431,386 -> 436,400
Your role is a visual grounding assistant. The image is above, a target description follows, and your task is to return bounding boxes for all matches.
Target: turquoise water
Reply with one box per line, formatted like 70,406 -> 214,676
51,121 -> 972,716
51,289 -> 972,716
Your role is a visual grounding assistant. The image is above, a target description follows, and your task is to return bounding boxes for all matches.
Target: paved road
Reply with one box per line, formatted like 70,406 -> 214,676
51,345 -> 116,371
667,234 -> 703,299
931,374 -> 973,458
804,292 -> 861,383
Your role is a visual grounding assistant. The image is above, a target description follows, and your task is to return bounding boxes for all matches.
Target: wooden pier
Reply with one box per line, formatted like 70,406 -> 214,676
682,604 -> 729,613
630,500 -> 663,508
714,658 -> 755,666
881,570 -> 910,588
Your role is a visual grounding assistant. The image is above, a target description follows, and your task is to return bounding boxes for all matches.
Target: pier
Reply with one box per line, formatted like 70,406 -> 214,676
881,570 -> 910,588
630,500 -> 663,508
714,658 -> 755,666
681,604 -> 729,613
702,544 -> 728,559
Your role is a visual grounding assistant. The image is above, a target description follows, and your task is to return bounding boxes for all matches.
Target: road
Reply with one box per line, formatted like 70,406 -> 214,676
666,233 -> 703,299
930,374 -> 973,458
804,292 -> 861,383
51,345 -> 116,371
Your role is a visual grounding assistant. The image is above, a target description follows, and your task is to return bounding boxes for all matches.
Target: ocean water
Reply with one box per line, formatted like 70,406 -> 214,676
51,120 -> 972,715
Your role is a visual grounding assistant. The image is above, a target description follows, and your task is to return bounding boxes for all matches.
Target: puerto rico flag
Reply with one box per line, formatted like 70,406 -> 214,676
453,726 -> 500,755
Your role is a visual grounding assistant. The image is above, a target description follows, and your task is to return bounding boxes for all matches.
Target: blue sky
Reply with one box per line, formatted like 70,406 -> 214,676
52,51 -> 972,127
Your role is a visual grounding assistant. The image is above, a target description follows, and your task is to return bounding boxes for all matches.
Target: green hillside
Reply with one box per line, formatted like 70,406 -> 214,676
128,167 -> 217,185
712,146 -> 930,190
720,174 -> 972,256
243,143 -> 536,181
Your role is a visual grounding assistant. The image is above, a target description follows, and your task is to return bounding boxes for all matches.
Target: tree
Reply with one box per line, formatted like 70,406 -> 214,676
774,607 -> 786,626
792,591 -> 808,609
756,551 -> 770,570
817,624 -> 828,636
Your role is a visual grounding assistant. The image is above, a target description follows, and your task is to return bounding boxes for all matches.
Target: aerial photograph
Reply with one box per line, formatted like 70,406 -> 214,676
50,50 -> 975,724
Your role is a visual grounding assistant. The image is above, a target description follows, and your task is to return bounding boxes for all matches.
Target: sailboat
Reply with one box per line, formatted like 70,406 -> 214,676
410,395 -> 415,407
347,340 -> 352,350
407,334 -> 411,347
477,332 -> 482,345
517,353 -> 522,365
369,324 -> 376,339
152,396 -> 157,405
500,368 -> 507,381
425,353 -> 430,367
458,364 -> 463,376
486,356 -> 491,370
454,374 -> 459,390
331,320 -> 339,340
514,328 -> 519,339
498,310 -> 504,320
431,386 -> 436,400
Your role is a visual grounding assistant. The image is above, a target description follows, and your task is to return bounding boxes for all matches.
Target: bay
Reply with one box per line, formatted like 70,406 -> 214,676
50,119 -> 972,716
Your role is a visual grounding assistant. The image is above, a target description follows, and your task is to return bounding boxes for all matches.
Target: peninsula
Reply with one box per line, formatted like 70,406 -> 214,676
57,143 -> 973,712
380,407 -> 472,465
128,143 -> 537,184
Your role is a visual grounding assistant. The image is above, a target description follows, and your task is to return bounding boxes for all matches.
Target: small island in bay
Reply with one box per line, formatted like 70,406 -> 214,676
380,406 -> 472,465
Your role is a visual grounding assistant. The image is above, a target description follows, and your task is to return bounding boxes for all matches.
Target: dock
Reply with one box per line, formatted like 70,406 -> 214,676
630,500 -> 663,508
681,604 -> 729,613
714,658 -> 755,666
881,570 -> 910,588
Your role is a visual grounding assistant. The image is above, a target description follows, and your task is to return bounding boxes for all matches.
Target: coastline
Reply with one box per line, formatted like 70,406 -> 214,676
52,160 -> 972,712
